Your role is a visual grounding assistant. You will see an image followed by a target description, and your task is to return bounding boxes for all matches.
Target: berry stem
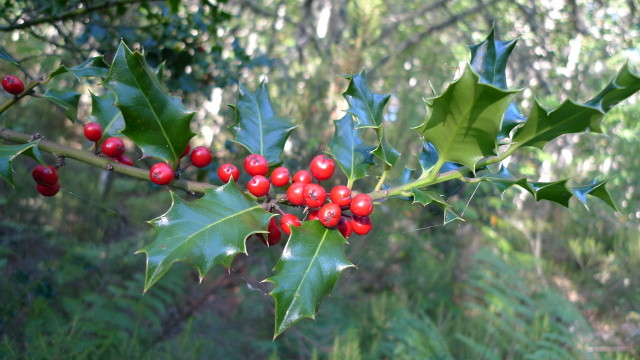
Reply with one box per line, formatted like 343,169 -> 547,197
0,126 -> 215,194
373,164 -> 391,192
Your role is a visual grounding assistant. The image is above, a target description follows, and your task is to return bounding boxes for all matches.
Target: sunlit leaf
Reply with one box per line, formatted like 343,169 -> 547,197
265,221 -> 354,338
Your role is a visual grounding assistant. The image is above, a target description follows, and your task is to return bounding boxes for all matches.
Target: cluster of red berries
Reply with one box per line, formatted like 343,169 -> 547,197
2,75 -> 25,95
32,164 -> 60,197
83,121 -> 135,166
241,154 -> 374,246
147,144 -> 215,185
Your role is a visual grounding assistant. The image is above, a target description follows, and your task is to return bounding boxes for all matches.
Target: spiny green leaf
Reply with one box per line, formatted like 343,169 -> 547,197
49,56 -> 109,80
104,41 -> 195,163
138,183 -> 272,291
89,91 -> 124,139
0,141 -> 44,187
468,28 -> 524,138
343,69 -> 390,129
411,188 -> 463,224
327,113 -> 375,183
229,82 -> 297,165
482,165 -> 534,195
530,180 -> 573,207
371,127 -> 400,166
586,63 -> 640,112
416,64 -> 518,172
264,221 -> 354,338
341,70 -> 400,166
512,63 -> 640,150
42,89 -> 81,122
419,142 -> 439,174
0,46 -> 19,65
569,179 -> 617,211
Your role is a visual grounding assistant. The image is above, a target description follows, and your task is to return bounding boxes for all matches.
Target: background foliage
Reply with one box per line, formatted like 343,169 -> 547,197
1,0 -> 639,358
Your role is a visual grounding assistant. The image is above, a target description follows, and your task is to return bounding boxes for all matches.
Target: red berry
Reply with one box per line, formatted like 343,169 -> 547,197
181,143 -> 191,158
351,215 -> 372,235
149,163 -> 174,185
32,165 -> 59,185
292,170 -> 312,184
281,213 -> 301,235
2,75 -> 25,95
318,203 -> 341,228
303,183 -> 327,208
309,155 -> 335,181
330,185 -> 352,207
244,154 -> 269,176
350,193 -> 374,217
286,182 -> 306,206
247,175 -> 270,197
36,182 -> 60,197
307,210 -> 319,221
218,163 -> 240,183
262,217 -> 282,246
115,154 -> 134,166
83,122 -> 103,142
270,167 -> 290,187
190,146 -> 213,168
101,137 -> 125,158
336,217 -> 353,238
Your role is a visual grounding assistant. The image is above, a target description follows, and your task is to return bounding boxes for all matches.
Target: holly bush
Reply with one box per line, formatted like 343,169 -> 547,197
1,29 -> 639,338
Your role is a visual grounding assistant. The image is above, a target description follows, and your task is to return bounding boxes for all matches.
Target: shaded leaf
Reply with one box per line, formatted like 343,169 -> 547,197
0,46 -> 19,65
411,188 -> 463,224
530,180 -> 572,208
482,165 -> 534,195
327,113 -> 375,183
419,142 -> 439,174
104,41 -> 195,163
264,221 -> 354,338
371,127 -> 400,166
416,64 -> 518,172
468,27 -> 525,138
229,82 -> 297,165
89,91 -> 124,139
0,141 -> 44,187
343,69 -> 390,128
569,179 -> 617,211
512,63 -> 640,149
42,89 -> 81,122
138,183 -> 272,291
49,56 -> 109,80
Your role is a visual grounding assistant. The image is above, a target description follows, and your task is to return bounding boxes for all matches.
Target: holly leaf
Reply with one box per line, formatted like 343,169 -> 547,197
482,165 -> 534,195
137,183 -> 272,291
419,142 -> 439,174
342,69 -> 390,129
0,46 -> 19,65
569,179 -> 617,211
327,113 -> 375,183
49,56 -> 110,80
530,180 -> 573,208
411,188 -> 463,224
88,91 -> 124,139
512,63 -> 640,150
229,82 -> 296,165
42,89 -> 81,122
264,221 -> 354,338
468,28 -> 525,138
416,64 -> 518,172
0,141 -> 44,187
371,127 -> 401,166
104,41 -> 195,164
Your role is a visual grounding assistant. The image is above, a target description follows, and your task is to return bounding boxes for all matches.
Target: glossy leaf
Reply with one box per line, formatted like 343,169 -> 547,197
42,89 -> 81,122
512,63 -> 640,150
416,65 -> 518,172
419,142 -> 439,174
342,70 -> 400,166
49,56 -> 109,80
89,91 -> 124,139
264,221 -> 354,338
138,183 -> 272,291
411,188 -> 462,224
229,82 -> 297,165
327,113 -> 375,183
343,69 -> 390,129
104,41 -> 195,163
530,180 -> 573,208
482,166 -> 534,195
569,179 -> 617,211
0,141 -> 44,187
468,27 -> 524,138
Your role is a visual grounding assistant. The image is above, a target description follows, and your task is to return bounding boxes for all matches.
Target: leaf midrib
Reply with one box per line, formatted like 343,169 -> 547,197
282,227 -> 330,323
